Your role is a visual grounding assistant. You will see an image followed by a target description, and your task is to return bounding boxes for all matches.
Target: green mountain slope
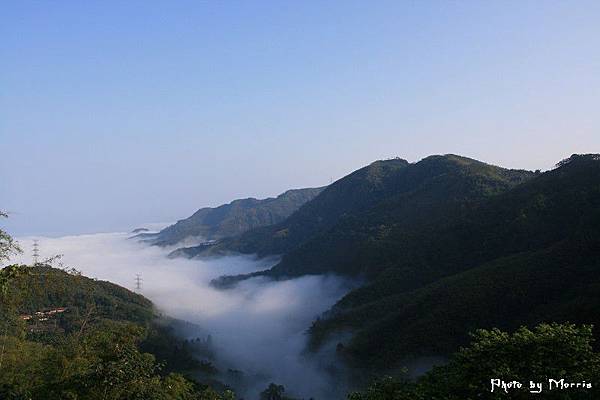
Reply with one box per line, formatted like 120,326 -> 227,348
152,187 -> 323,246
178,157 -> 411,258
0,265 -> 230,399
211,155 -> 534,286
266,154 -> 535,279
8,265 -> 153,326
191,155 -> 532,262
308,154 -> 600,369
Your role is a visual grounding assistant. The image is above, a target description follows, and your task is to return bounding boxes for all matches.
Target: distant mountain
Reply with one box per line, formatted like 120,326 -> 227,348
151,187 -> 324,247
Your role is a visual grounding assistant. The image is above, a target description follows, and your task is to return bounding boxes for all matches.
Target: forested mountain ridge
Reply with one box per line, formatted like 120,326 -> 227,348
307,154 -> 600,369
149,187 -> 323,247
175,157 -> 411,258
6,265 -> 153,323
181,155 -> 534,263
265,154 -> 536,278
210,154 -> 535,286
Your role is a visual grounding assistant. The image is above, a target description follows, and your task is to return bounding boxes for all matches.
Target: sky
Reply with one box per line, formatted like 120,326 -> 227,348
1,0 -> 599,236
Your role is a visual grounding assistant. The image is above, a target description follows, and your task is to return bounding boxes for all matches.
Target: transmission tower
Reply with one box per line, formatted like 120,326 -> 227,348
32,239 -> 40,265
135,274 -> 143,291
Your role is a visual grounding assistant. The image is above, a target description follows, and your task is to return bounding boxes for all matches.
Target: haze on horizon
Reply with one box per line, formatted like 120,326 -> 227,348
1,0 -> 599,236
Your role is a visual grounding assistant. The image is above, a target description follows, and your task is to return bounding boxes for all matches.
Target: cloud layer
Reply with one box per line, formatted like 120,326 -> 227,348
13,231 -> 354,399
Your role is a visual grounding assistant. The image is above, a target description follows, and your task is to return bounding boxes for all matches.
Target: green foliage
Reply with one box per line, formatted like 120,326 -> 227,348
3,265 -> 153,334
350,323 -> 600,400
347,376 -> 418,400
0,212 -> 21,265
140,321 -> 219,376
0,272 -> 233,399
260,383 -> 286,400
0,319 -> 230,400
422,323 -> 600,399
0,264 -> 29,297
259,382 -> 298,400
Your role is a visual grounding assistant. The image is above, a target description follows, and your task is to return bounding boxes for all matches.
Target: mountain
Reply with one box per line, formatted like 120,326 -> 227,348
3,264 -> 153,326
179,157 -> 420,258
307,154 -> 600,369
206,154 -> 600,372
210,155 -> 534,285
157,153 -> 600,374
265,154 -> 536,279
151,187 -> 323,247
196,158 -> 412,258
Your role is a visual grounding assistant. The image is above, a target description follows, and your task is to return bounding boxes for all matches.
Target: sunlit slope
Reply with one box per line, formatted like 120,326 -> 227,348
0,265 -> 228,398
8,265 -> 153,326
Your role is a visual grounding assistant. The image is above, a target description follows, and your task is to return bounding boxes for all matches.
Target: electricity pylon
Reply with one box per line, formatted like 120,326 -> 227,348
135,274 -> 142,291
32,239 -> 40,265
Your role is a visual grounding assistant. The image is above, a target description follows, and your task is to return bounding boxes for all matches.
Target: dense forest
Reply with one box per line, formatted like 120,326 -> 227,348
0,264 -> 233,399
307,154 -> 600,368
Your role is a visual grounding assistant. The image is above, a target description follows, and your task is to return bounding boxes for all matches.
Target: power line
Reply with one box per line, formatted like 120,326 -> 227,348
135,274 -> 142,291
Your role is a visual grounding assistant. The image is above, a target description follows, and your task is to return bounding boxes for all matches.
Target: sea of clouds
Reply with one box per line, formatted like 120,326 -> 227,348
12,230 -> 355,399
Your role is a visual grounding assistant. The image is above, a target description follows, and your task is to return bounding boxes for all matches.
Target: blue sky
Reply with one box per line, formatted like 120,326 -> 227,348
1,0 -> 599,236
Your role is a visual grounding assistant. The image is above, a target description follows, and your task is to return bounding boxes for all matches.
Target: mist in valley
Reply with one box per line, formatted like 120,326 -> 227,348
12,231 -> 356,399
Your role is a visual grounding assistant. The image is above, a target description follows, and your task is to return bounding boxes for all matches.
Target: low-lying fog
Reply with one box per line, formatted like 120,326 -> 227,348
12,231 -> 356,399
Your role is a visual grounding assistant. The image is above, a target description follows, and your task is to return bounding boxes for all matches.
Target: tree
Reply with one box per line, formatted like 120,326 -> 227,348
0,212 -> 21,265
350,323 -> 600,400
260,383 -> 287,400
347,376 -> 419,400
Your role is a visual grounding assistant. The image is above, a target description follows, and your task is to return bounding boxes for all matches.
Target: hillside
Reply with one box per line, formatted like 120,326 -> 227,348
266,154 -> 536,279
307,154 -> 600,369
206,154 -> 600,371
200,158 -> 412,258
6,265 -> 153,326
211,155 -> 534,286
181,156 -> 497,259
151,187 -> 323,247
0,265 -> 231,399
